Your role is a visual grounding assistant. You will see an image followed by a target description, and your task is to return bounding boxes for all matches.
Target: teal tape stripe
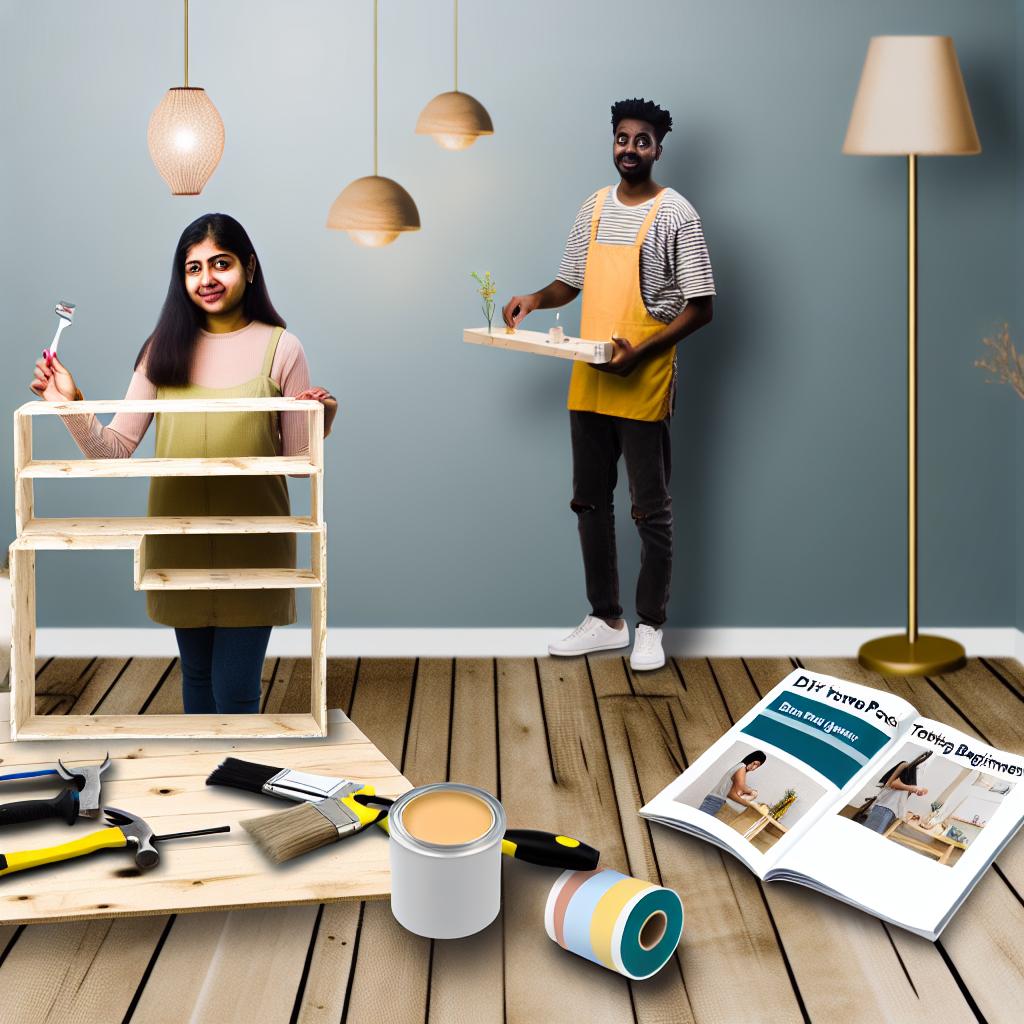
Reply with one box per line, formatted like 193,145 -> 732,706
741,715 -> 862,787
617,888 -> 684,980
757,709 -> 869,766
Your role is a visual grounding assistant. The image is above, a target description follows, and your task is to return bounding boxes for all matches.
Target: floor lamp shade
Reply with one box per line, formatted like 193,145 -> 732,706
147,87 -> 225,196
326,175 -> 421,248
843,36 -> 980,156
416,90 -> 494,150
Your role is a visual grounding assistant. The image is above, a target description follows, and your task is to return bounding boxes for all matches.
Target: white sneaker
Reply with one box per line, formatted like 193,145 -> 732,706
548,616 -> 629,657
630,625 -> 665,671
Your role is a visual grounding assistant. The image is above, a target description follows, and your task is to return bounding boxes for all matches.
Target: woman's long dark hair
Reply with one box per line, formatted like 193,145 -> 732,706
137,213 -> 285,386
879,749 -> 933,787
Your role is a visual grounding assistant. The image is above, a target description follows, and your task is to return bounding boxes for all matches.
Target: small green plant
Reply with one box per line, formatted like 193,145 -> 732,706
471,271 -> 497,333
769,789 -> 797,820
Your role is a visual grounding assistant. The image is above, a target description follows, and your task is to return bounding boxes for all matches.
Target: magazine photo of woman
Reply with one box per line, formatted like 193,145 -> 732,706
862,750 -> 932,833
29,213 -> 338,715
698,751 -> 767,817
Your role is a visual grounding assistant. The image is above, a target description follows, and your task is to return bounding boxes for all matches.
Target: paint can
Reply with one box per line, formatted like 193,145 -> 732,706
545,868 -> 684,979
387,782 -> 507,939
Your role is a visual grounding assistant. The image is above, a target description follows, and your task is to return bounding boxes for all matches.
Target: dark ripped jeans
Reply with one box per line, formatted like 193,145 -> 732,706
570,411 -> 672,629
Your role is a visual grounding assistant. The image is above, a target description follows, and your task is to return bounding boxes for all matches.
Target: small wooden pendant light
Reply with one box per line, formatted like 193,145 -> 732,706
416,0 -> 493,150
327,0 -> 420,247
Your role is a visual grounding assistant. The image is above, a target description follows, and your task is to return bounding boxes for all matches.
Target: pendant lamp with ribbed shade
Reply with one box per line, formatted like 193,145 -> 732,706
148,0 -> 225,196
416,0 -> 493,150
327,0 -> 420,247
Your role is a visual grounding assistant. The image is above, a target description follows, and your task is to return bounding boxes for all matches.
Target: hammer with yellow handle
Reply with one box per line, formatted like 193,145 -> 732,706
0,807 -> 229,877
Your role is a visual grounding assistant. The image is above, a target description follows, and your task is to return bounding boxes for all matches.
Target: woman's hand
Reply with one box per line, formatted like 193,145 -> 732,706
30,352 -> 80,402
296,387 -> 338,437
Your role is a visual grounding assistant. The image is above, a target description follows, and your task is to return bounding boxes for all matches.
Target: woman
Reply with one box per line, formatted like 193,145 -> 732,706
699,751 -> 767,817
861,750 -> 932,834
30,213 -> 337,714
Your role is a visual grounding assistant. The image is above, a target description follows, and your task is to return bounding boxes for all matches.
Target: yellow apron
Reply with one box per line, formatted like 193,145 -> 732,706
144,325 -> 296,628
567,187 -> 673,422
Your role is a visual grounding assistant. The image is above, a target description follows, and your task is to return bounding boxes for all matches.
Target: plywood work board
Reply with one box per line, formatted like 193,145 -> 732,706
0,697 -> 409,925
463,327 -> 613,363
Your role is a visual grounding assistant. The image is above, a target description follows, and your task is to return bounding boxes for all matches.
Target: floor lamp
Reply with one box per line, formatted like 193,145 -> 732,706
843,36 -> 980,676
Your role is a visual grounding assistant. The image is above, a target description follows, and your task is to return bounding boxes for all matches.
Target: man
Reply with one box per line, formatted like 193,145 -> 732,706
502,97 -> 715,671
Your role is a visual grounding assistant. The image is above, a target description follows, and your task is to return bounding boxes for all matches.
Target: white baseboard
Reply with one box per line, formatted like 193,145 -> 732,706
33,626 -> 1024,660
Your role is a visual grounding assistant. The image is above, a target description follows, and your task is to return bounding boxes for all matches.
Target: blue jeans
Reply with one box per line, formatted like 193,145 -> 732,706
863,804 -> 897,834
699,794 -> 726,816
174,626 -> 272,714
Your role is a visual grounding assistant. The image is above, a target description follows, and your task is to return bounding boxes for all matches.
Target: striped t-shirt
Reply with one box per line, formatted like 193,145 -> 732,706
557,185 -> 716,323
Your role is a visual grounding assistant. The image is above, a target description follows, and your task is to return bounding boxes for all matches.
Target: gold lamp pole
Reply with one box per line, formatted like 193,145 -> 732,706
844,36 -> 979,676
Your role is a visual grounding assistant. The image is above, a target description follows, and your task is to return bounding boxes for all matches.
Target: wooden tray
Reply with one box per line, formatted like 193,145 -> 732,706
463,327 -> 612,363
0,696 -> 410,925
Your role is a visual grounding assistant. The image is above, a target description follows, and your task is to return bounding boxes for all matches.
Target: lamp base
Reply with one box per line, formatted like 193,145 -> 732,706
858,633 -> 966,676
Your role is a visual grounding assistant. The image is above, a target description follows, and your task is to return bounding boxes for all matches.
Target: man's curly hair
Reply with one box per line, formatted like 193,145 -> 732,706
611,98 -> 673,143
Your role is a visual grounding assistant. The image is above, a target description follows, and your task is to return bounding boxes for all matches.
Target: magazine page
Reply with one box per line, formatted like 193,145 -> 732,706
772,718 -> 1024,938
639,668 -> 917,876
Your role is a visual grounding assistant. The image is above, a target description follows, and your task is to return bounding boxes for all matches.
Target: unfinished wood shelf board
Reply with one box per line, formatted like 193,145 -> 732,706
21,456 -> 318,478
139,568 -> 321,591
463,326 -> 613,363
0,699 -> 410,924
20,516 -> 321,538
9,398 -> 328,741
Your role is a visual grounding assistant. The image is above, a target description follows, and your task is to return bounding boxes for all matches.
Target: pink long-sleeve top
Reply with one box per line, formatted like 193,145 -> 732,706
63,322 -> 311,458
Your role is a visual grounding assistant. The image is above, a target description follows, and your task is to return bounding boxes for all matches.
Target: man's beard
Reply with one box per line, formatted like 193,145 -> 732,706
616,156 -> 651,183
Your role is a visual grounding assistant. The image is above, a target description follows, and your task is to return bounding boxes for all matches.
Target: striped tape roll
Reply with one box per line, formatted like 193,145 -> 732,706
544,868 -> 683,980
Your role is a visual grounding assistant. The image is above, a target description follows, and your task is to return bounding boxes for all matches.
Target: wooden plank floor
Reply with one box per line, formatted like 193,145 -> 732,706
1,655 -> 1022,1023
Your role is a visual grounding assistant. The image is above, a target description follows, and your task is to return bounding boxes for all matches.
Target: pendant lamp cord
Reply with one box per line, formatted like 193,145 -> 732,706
454,0 -> 459,92
184,0 -> 189,87
373,0 -> 378,176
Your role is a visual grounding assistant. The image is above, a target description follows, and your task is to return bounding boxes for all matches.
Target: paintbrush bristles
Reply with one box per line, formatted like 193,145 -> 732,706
241,803 -> 340,863
206,757 -> 280,795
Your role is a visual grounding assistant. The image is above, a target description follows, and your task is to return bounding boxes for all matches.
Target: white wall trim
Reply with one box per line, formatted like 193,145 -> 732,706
34,626 -> 1024,659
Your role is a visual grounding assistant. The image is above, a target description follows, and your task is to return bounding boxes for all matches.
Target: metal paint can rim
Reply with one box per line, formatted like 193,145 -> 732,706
389,782 -> 506,859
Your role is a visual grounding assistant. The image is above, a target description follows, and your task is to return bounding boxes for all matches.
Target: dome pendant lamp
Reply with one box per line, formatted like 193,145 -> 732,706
416,0 -> 493,150
327,0 -> 420,247
147,0 -> 225,196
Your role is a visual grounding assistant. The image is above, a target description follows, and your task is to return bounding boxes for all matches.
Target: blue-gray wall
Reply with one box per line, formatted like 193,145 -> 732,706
1018,0 -> 1023,634
1,0 -> 1018,629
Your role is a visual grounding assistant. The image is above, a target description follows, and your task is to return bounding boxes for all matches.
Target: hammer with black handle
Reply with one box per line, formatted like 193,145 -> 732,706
0,755 -> 112,826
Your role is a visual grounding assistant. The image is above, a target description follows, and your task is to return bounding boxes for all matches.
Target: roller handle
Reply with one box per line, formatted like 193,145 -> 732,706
0,826 -> 127,876
352,795 -> 600,869
501,829 -> 600,871
0,789 -> 78,828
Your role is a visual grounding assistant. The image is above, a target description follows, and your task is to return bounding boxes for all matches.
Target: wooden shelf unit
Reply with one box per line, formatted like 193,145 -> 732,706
9,398 -> 328,740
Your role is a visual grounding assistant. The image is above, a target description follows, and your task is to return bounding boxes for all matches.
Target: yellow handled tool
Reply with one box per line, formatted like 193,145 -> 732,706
0,826 -> 126,876
0,807 -> 229,877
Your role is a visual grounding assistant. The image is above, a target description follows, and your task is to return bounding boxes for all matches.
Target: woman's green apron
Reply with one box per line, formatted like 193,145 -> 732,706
145,326 -> 296,627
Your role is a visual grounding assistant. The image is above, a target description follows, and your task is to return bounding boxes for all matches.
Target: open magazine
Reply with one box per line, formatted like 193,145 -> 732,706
640,668 -> 1024,939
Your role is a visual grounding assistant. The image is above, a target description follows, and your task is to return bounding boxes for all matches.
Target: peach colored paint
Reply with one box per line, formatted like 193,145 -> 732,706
401,790 -> 494,845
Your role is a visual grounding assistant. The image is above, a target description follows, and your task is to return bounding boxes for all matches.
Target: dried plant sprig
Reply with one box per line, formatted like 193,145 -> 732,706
471,271 -> 497,332
975,322 -> 1024,400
